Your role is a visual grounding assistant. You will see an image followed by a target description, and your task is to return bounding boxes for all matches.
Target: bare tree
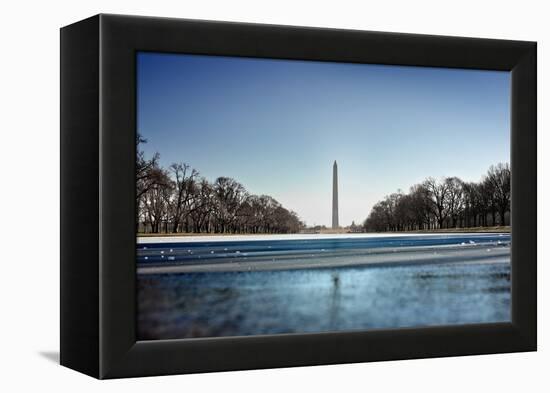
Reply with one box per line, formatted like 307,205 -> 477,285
169,163 -> 199,233
136,134 -> 164,204
423,177 -> 450,229
445,177 -> 464,228
486,163 -> 511,225
213,177 -> 248,233
364,163 -> 510,232
188,178 -> 215,233
479,178 -> 494,226
409,184 -> 433,230
136,145 -> 304,235
462,182 -> 481,227
363,201 -> 388,232
141,169 -> 171,233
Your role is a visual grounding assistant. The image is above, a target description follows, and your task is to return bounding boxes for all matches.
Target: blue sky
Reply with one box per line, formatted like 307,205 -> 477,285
137,52 -> 510,227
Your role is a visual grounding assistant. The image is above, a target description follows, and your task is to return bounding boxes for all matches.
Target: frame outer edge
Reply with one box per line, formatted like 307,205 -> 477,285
60,15 -> 101,378
99,14 -> 139,379
92,14 -> 537,378
510,43 -> 537,349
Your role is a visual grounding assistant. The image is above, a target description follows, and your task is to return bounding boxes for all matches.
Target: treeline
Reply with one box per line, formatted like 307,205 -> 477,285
364,163 -> 510,232
137,135 -> 304,234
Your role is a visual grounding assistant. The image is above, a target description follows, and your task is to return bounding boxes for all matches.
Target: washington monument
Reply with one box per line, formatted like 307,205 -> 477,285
332,160 -> 339,229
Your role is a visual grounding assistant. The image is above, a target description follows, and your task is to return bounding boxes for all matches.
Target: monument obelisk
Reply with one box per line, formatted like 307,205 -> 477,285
332,160 -> 339,229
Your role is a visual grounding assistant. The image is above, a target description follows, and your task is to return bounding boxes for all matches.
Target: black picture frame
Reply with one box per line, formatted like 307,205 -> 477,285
60,14 -> 537,379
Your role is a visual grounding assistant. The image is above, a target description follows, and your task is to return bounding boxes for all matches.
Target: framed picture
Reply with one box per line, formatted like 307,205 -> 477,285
60,14 -> 536,379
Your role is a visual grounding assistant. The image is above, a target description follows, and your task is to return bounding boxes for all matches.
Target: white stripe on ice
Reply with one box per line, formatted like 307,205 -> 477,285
137,232 -> 506,244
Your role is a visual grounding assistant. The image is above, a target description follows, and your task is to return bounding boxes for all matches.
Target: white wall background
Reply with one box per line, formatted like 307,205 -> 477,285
0,0 -> 546,390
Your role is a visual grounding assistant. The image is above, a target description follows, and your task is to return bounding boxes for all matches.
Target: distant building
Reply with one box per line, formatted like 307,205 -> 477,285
349,221 -> 364,233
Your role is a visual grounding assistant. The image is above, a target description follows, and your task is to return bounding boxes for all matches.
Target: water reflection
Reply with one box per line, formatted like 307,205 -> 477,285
138,261 -> 510,340
328,272 -> 341,331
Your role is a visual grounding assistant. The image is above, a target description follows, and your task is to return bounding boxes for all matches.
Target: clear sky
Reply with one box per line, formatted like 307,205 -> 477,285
137,52 -> 510,227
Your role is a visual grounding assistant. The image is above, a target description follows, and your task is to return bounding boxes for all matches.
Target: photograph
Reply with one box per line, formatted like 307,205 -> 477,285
0,0 -> 542,388
135,52 -> 511,340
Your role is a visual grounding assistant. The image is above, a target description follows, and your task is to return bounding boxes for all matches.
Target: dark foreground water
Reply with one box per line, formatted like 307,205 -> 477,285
137,234 -> 510,340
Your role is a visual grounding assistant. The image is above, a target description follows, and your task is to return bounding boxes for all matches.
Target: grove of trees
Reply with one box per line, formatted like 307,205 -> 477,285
363,163 -> 511,232
137,135 -> 304,234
